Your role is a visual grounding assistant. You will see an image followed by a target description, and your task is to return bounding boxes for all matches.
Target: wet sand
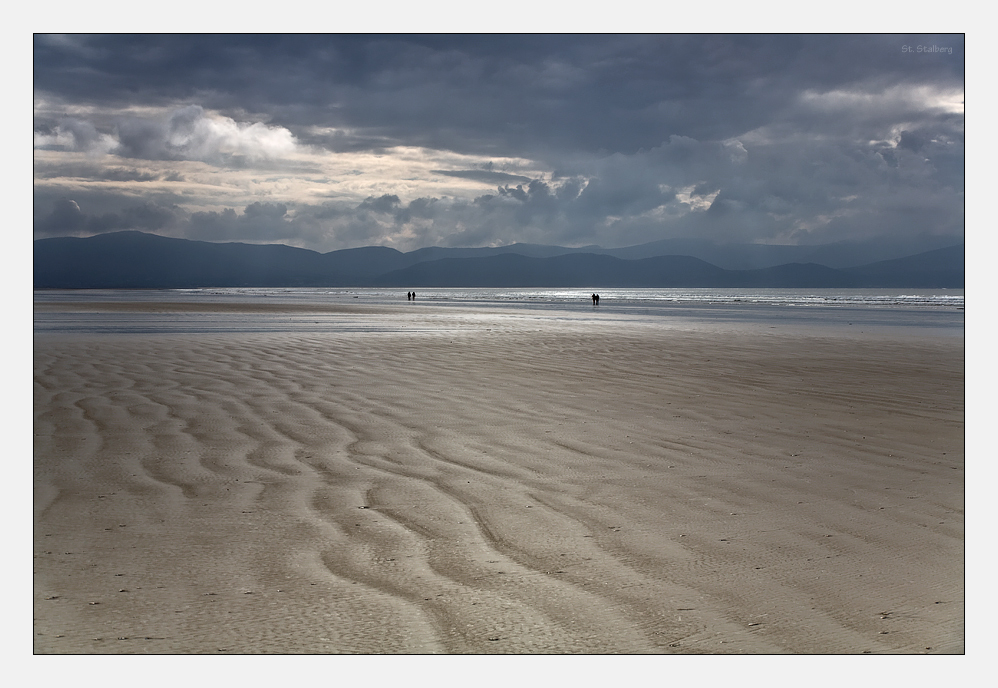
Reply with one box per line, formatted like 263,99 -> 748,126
33,302 -> 964,653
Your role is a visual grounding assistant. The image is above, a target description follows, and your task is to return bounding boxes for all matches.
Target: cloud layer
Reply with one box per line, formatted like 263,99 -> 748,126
33,34 -> 964,253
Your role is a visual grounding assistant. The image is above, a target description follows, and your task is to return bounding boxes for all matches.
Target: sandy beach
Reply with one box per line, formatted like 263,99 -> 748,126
33,299 -> 964,654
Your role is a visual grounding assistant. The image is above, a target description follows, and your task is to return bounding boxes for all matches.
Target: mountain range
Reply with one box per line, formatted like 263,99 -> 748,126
33,231 -> 965,289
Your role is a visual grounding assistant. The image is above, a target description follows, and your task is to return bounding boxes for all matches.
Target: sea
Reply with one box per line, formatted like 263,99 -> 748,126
34,287 -> 965,337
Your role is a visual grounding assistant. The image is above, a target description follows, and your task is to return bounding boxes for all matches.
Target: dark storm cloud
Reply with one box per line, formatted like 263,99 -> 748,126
355,195 -> 443,230
34,35 -> 962,156
358,195 -> 401,214
33,117 -> 113,153
187,201 -> 292,242
432,170 -> 532,185
114,115 -> 172,159
34,198 -> 181,238
33,34 -> 964,252
36,198 -> 87,235
34,163 -> 169,182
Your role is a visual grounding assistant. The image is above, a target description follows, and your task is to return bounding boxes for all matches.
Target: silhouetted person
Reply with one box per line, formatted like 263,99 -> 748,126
412,292 -> 416,300
407,292 -> 411,300
592,293 -> 597,305
595,293 -> 600,305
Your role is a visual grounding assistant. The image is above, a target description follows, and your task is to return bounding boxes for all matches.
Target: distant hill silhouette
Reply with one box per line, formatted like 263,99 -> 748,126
33,231 -> 964,289
842,245 -> 965,288
593,236 -> 963,270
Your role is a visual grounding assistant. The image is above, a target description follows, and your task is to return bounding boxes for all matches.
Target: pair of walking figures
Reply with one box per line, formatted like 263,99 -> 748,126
591,293 -> 600,305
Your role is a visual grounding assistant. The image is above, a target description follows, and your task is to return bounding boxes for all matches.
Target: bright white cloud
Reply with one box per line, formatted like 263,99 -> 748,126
798,84 -> 965,117
165,106 -> 297,161
675,185 -> 720,211
34,105 -> 300,164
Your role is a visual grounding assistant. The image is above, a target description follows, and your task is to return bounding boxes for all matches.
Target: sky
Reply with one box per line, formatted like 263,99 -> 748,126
32,34 -> 965,254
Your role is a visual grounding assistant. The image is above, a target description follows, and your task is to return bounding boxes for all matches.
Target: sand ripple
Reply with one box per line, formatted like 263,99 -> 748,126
34,318 -> 964,653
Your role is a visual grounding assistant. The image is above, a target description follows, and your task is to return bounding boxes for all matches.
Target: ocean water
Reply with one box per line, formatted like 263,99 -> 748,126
34,287 -> 965,336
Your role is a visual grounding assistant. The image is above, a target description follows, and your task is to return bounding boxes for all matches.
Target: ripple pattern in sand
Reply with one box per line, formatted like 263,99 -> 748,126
34,325 -> 963,654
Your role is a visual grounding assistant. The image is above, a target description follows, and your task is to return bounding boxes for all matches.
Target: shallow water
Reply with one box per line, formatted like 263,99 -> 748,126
34,287 -> 965,336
